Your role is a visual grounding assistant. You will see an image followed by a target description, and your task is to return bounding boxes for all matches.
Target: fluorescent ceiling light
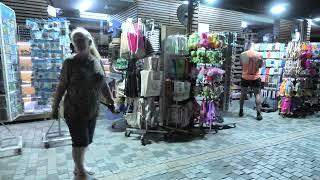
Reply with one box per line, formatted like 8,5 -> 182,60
270,4 -> 286,15
314,17 -> 320,22
79,0 -> 93,12
80,11 -> 109,20
47,5 -> 57,17
241,21 -> 248,28
182,1 -> 189,4
206,0 -> 216,4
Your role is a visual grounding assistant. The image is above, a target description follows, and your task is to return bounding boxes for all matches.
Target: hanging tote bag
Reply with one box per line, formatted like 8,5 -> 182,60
175,58 -> 186,79
120,32 -> 130,59
140,70 -> 163,97
173,81 -> 191,101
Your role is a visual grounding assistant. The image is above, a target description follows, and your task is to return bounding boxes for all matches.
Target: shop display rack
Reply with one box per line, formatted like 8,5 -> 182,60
230,35 -> 245,100
253,43 -> 286,112
0,2 -> 23,153
279,42 -> 320,117
189,32 -> 237,131
26,18 -> 72,147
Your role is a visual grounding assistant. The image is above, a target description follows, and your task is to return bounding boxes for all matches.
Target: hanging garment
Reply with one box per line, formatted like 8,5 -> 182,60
135,32 -> 146,58
144,36 -> 154,56
200,100 -> 208,122
175,59 -> 186,79
285,79 -> 294,97
125,58 -> 138,98
145,29 -> 160,53
181,101 -> 193,127
165,35 -> 189,55
128,32 -> 138,55
295,81 -> 302,97
279,80 -> 287,97
168,58 -> 177,79
206,101 -> 216,126
120,33 -> 130,59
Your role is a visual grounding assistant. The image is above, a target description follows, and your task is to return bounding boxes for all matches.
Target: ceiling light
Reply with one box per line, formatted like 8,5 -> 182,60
80,11 -> 109,20
47,5 -> 57,17
241,21 -> 248,28
182,1 -> 189,4
314,17 -> 320,22
79,0 -> 93,12
205,0 -> 216,4
270,4 -> 286,15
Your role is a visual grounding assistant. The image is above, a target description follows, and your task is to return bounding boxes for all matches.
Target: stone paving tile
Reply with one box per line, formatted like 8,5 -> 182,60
1,104 -> 320,179
140,131 -> 320,180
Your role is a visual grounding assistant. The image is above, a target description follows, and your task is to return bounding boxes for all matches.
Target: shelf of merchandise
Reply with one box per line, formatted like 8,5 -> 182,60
23,18 -> 72,147
279,42 -> 320,117
17,44 -> 33,106
27,18 -> 71,114
254,43 -> 286,87
0,2 -> 23,153
16,41 -> 49,121
0,3 -> 24,122
230,34 -> 245,100
253,43 -> 286,112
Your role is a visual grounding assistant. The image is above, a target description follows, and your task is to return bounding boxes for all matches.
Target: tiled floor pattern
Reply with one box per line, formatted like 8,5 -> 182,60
142,135 -> 320,180
0,104 -> 320,180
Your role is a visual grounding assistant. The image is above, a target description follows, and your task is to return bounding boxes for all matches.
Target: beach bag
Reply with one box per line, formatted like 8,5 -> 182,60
173,81 -> 191,101
140,70 -> 163,97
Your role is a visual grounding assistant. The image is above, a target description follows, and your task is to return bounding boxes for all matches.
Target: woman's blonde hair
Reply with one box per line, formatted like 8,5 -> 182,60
70,27 -> 101,60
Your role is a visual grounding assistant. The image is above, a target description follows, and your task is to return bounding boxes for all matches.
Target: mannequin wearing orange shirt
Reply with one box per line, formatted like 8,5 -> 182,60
239,43 -> 263,120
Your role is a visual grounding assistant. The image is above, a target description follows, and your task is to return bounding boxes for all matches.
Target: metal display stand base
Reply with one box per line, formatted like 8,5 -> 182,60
0,122 -> 22,154
125,127 -> 168,146
42,118 -> 71,148
211,123 -> 237,130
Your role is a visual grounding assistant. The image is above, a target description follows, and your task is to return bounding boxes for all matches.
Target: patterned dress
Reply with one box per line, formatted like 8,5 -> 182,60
52,54 -> 114,147
53,55 -> 113,121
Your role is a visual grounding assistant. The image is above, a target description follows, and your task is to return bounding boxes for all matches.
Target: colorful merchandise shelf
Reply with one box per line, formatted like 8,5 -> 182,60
0,3 -> 23,121
26,18 -> 71,113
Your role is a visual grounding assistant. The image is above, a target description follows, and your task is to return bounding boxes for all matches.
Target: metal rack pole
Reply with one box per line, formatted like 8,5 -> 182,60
42,118 -> 71,148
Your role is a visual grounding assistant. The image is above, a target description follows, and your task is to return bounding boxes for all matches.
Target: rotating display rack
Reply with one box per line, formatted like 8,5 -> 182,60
0,2 -> 23,153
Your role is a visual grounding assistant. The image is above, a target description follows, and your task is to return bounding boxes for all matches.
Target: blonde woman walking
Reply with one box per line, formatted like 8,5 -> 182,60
51,27 -> 115,179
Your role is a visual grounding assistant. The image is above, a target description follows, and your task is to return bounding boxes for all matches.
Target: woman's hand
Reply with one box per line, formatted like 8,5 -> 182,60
106,104 -> 118,114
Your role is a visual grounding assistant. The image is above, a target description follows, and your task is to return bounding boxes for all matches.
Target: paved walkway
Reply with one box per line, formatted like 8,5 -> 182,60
0,104 -> 320,180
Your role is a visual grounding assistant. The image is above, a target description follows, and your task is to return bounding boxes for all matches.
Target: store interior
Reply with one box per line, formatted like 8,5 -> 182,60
0,0 -> 320,161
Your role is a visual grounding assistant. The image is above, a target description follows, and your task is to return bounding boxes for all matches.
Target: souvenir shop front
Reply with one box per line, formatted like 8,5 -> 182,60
1,0 -> 320,152
108,18 -> 239,145
0,1 -> 239,149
